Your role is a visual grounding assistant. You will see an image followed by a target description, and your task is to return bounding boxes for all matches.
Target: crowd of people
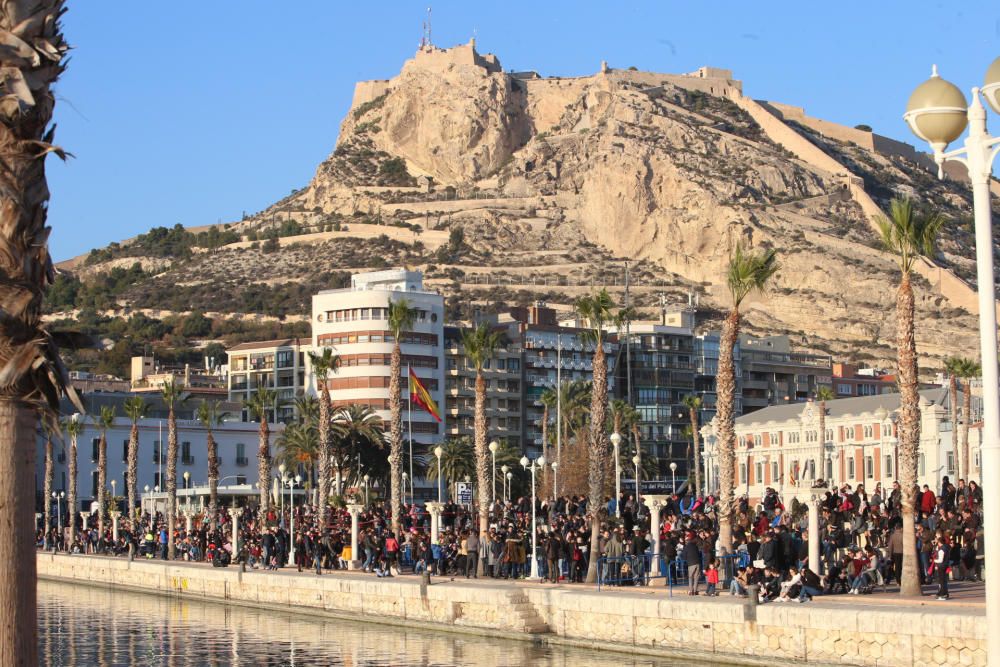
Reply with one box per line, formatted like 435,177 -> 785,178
36,475 -> 984,602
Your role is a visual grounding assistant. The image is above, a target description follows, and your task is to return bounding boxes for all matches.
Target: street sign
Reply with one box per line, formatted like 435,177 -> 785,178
456,482 -> 473,505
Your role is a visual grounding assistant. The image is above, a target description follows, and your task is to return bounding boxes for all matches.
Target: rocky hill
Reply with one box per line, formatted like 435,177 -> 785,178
57,41 -> 1000,371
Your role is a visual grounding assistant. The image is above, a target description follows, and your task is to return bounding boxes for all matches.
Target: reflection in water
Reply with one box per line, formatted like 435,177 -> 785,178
38,580 -> 730,666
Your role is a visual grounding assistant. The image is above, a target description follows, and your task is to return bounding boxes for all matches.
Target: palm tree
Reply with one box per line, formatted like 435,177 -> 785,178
160,380 -> 186,559
0,3 -> 70,658
94,405 -> 116,535
576,289 -> 621,583
42,420 -> 54,533
122,396 -> 147,521
539,387 -> 557,495
309,347 -> 341,529
196,401 -> 225,525
717,243 -> 780,554
425,437 -> 476,490
276,421 -> 320,477
954,358 -> 981,483
815,386 -> 834,483
460,322 -> 503,574
387,298 -> 416,536
681,395 -> 703,498
877,197 -> 944,597
64,416 -> 82,547
331,404 -> 385,494
244,384 -> 279,522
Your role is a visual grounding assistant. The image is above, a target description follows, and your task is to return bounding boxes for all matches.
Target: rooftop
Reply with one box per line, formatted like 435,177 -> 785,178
735,387 -> 951,426
227,338 -> 309,352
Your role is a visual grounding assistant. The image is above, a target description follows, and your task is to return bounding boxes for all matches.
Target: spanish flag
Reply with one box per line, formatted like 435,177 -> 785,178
409,366 -> 441,422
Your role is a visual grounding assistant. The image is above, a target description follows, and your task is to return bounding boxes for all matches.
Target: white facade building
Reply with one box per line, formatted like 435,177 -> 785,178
39,411 -> 280,515
700,387 -> 983,500
311,270 -> 445,490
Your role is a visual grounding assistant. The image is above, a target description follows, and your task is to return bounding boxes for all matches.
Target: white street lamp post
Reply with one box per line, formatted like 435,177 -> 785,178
905,58 -> 1000,667
610,432 -> 622,518
363,474 -> 370,506
402,472 -> 409,505
519,454 -> 545,581
501,464 -> 509,502
489,440 -> 499,504
670,462 -> 678,494
551,462 -> 558,500
632,455 -> 641,506
434,446 -> 443,503
286,475 -> 301,566
505,471 -> 512,502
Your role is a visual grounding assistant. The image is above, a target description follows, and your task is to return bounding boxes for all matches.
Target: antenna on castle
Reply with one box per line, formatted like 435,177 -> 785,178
420,6 -> 433,50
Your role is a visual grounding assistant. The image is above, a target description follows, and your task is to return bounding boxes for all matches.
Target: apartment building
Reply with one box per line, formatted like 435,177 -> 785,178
311,269 -> 445,453
694,332 -> 743,423
443,326 -> 524,450
739,335 -> 832,413
226,338 -> 309,423
831,362 -> 897,397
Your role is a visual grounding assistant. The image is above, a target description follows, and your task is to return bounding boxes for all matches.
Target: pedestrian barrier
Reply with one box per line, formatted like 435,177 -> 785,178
596,554 -> 665,590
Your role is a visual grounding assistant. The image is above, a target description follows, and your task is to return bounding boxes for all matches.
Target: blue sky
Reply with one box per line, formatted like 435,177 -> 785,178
47,1 -> 999,261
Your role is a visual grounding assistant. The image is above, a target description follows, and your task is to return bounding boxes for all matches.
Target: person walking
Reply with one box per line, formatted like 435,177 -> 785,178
465,531 -> 479,578
682,532 -> 702,595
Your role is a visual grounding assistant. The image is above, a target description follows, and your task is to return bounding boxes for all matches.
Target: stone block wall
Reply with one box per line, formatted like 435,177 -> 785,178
39,554 -> 984,666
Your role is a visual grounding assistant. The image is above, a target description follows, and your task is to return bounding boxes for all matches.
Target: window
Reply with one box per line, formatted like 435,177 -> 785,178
181,441 -> 193,465
753,434 -> 762,447
739,463 -> 747,485
865,456 -> 874,478
882,424 -> 892,437
91,437 -> 99,462
91,471 -> 98,498
122,439 -> 129,463
919,454 -> 926,476
885,455 -> 894,478
863,425 -> 874,439
771,461 -> 779,482
825,428 -> 833,443
152,440 -> 161,464
825,458 -> 833,479
236,443 -> 247,466
755,461 -> 763,482
787,432 -> 800,444
770,432 -> 779,445
153,472 -> 162,489
837,383 -> 852,396
848,456 -> 856,479
946,451 -> 955,475
236,475 -> 247,485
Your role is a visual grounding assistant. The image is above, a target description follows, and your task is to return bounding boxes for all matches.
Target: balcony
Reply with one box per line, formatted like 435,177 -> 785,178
182,455 -> 195,466
235,456 -> 249,467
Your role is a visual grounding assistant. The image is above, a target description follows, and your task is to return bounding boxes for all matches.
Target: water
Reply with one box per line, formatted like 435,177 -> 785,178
37,580 -> 734,666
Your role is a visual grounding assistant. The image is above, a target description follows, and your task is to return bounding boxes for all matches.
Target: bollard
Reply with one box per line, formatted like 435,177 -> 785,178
420,568 -> 431,597
746,583 -> 759,621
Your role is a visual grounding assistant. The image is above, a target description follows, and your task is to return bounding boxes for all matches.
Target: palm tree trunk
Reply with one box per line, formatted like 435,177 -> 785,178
0,404 -> 37,665
949,376 -> 960,483
474,371 -> 489,576
207,430 -> 219,526
585,342 -> 608,583
715,309 -> 740,554
68,434 -> 77,547
43,436 -> 52,533
97,433 -> 107,534
689,407 -> 701,498
166,409 -> 178,560
127,423 -> 138,521
317,381 -> 331,530
962,379 -> 972,483
818,400 -> 827,483
541,405 -> 549,496
389,342 -> 403,535
258,421 -> 271,522
896,274 -> 922,597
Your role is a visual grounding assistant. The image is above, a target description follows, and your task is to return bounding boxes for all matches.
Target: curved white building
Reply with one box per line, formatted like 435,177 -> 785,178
311,270 -> 445,484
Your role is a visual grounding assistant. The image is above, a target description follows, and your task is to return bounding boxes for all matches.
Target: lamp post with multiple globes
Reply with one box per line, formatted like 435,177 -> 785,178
903,58 -> 1000,666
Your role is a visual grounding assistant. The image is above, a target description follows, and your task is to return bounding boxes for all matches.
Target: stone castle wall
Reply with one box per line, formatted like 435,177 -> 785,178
38,553 -> 985,666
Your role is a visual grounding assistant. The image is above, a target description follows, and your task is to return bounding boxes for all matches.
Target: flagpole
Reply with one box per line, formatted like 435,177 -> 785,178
408,365 -> 414,506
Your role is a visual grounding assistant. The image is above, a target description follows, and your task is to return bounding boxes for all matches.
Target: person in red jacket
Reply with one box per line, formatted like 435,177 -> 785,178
920,485 -> 937,518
